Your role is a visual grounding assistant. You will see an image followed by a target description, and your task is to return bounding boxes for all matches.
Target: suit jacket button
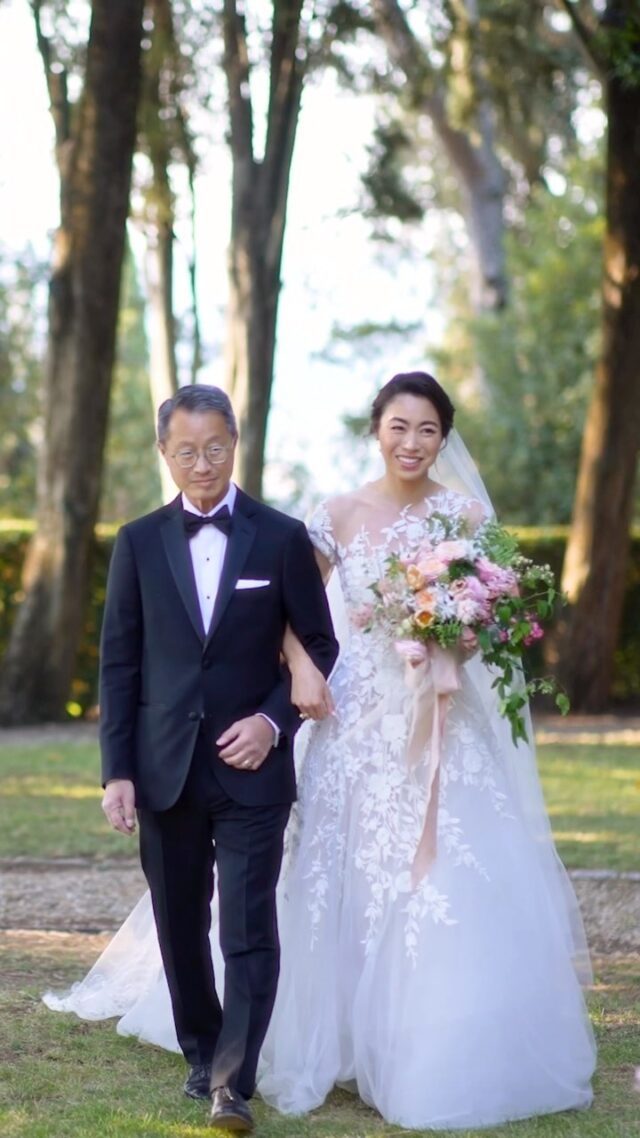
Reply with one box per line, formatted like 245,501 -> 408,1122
188,711 -> 201,721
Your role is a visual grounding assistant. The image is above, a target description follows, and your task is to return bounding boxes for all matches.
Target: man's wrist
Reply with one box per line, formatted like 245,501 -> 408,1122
256,713 -> 280,747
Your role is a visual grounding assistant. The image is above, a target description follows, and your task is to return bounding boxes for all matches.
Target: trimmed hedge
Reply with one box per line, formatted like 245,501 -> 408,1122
1,522 -> 640,716
512,527 -> 640,704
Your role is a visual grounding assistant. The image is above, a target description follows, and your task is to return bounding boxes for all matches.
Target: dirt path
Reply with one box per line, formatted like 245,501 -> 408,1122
1,717 -> 639,954
0,856 -> 637,955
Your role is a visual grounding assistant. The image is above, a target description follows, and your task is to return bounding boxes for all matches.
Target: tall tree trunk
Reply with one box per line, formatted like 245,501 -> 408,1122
557,11 -> 640,708
145,191 -> 178,502
0,0 -> 144,724
223,0 -> 305,498
371,0 -> 508,310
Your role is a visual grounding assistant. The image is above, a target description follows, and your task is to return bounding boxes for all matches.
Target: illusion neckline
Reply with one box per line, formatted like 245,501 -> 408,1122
330,488 -> 463,557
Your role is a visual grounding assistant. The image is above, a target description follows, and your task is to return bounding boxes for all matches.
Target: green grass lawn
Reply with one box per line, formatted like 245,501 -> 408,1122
536,745 -> 640,871
0,742 -> 130,861
0,932 -> 638,1138
0,738 -> 638,870
0,736 -> 639,1136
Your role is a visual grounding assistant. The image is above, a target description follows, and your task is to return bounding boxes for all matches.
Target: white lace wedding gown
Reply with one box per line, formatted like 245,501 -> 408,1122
45,489 -> 596,1130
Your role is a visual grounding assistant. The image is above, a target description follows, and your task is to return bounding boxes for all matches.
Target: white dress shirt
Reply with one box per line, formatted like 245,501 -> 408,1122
182,484 -> 237,634
182,483 -> 279,744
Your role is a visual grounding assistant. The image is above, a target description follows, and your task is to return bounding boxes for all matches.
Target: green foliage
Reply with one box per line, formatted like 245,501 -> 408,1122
361,121 -> 425,224
0,247 -> 45,518
598,8 -> 640,88
0,243 -> 159,527
0,524 -> 115,716
359,0 -> 587,230
100,251 -> 161,523
437,157 -> 605,524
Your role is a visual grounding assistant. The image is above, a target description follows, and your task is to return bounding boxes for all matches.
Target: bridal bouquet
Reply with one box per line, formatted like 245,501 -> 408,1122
359,513 -> 568,744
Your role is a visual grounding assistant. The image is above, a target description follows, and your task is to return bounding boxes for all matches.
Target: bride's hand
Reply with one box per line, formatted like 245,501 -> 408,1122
291,654 -> 335,720
283,624 -> 335,720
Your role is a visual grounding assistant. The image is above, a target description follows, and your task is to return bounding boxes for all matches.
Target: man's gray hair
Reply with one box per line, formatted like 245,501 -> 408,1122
157,384 -> 238,443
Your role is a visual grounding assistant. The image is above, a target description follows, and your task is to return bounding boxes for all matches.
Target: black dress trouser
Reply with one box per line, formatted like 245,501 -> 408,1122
138,728 -> 290,1099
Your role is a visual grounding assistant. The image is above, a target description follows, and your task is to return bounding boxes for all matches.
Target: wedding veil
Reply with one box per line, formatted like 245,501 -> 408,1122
409,427 -> 591,982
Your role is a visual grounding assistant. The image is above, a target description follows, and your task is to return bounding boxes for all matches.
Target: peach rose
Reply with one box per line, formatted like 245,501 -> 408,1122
416,554 -> 448,581
415,588 -> 437,611
405,564 -> 425,590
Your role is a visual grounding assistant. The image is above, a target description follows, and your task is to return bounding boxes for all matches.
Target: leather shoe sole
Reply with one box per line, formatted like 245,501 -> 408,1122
210,1085 -> 254,1132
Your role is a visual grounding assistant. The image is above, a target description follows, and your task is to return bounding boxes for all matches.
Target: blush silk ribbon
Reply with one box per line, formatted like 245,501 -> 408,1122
404,643 -> 460,885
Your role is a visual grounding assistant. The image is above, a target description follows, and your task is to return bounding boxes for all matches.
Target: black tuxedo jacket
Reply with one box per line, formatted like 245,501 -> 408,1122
99,490 -> 338,811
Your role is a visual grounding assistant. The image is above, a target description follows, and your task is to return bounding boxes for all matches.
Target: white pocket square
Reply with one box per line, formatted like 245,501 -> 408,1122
235,578 -> 271,590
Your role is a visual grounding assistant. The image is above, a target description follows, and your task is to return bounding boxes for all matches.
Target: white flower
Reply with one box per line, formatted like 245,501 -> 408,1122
463,751 -> 483,774
381,714 -> 407,744
394,870 -> 412,895
405,521 -> 426,541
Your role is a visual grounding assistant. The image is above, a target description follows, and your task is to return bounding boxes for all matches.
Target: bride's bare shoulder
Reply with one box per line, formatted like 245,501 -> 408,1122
323,486 -> 377,521
456,494 -> 490,532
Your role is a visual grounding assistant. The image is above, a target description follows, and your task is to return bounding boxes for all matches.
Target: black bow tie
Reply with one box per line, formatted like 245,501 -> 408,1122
183,505 -> 233,537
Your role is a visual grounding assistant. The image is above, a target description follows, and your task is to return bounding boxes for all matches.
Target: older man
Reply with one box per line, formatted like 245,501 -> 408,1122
100,384 -> 337,1131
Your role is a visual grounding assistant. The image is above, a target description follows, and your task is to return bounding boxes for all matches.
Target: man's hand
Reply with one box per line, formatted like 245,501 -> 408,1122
102,779 -> 136,836
217,715 -> 274,771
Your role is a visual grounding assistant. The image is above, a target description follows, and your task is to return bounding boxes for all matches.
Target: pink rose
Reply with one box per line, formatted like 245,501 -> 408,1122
462,575 -> 490,604
476,556 -> 500,583
476,557 -> 519,599
435,539 -> 471,564
524,621 -> 544,646
450,575 -> 491,621
456,598 -> 484,625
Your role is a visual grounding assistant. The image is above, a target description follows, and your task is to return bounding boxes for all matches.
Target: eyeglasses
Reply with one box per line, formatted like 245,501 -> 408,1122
170,444 -> 233,469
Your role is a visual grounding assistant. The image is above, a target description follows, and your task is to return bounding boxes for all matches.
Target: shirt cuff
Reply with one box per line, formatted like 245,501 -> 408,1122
256,713 -> 280,747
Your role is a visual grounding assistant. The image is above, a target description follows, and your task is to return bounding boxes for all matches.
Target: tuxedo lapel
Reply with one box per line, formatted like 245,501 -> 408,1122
204,493 -> 257,648
160,498 -> 205,641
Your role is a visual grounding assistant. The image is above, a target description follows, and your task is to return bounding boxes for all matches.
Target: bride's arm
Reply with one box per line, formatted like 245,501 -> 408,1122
283,625 -> 335,721
284,549 -> 335,720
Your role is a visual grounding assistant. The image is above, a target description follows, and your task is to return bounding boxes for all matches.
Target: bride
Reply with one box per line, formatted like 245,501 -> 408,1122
45,372 -> 595,1130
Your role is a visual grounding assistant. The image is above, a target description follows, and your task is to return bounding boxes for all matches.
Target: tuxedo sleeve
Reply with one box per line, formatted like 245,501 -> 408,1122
257,521 -> 338,740
99,527 -> 143,786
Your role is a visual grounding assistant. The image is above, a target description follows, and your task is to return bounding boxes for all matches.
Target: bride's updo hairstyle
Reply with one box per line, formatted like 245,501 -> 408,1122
370,372 -> 455,439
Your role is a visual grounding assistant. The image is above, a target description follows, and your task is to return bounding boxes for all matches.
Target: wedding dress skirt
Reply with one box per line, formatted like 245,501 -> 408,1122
45,493 -> 596,1129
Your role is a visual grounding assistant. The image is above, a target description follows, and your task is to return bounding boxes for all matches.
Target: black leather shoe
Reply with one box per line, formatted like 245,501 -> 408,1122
184,1062 -> 212,1100
210,1085 -> 254,1131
